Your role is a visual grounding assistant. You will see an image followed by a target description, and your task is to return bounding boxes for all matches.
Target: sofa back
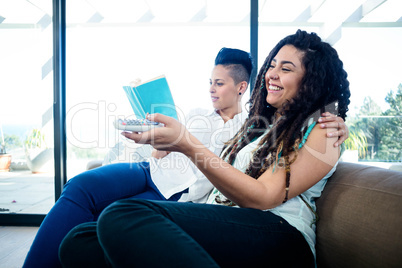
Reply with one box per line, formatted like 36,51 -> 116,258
316,162 -> 402,268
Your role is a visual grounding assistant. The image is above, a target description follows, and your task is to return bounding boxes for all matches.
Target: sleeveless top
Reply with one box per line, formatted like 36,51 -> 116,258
206,120 -> 339,259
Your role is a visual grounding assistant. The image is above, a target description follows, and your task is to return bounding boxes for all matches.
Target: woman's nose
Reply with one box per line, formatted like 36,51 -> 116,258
267,71 -> 279,80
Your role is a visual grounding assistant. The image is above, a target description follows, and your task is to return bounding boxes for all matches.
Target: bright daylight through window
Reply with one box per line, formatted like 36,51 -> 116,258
0,0 -> 401,217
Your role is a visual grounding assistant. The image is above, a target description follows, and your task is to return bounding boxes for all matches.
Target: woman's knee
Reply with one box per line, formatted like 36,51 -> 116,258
64,170 -> 98,191
97,199 -> 141,232
59,223 -> 92,266
97,199 -> 157,244
60,170 -> 103,203
59,222 -> 108,268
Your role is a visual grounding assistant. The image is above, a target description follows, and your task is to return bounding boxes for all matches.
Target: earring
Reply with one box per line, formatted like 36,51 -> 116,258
239,92 -> 242,95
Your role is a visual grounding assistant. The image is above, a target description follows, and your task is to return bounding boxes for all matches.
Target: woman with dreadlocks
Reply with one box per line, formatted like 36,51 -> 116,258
59,30 -> 351,268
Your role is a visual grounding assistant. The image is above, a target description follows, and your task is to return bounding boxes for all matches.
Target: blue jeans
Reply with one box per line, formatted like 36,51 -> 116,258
23,162 -> 184,268
59,199 -> 314,268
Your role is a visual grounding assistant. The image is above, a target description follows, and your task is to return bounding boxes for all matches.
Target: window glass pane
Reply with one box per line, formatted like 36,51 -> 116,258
0,0 -> 54,214
336,27 -> 402,166
66,0 -> 250,178
258,0 -> 402,168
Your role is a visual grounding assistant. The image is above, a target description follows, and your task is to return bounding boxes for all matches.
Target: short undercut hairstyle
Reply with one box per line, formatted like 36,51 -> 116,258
215,47 -> 253,85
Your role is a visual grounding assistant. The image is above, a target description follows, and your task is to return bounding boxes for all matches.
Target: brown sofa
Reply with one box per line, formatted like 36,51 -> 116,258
316,162 -> 402,268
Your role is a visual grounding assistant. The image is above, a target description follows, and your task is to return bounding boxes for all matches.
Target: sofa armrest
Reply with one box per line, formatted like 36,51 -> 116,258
86,159 -> 103,170
316,162 -> 402,268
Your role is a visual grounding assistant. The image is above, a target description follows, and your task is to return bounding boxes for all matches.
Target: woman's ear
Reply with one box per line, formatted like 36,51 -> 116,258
238,81 -> 248,95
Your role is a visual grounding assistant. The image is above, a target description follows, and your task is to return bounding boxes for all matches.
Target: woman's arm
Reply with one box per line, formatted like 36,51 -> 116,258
183,124 -> 340,210
123,114 -> 340,210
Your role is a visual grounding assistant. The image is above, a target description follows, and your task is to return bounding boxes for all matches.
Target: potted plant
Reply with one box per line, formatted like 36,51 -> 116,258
25,128 -> 54,173
0,124 -> 12,172
341,130 -> 368,162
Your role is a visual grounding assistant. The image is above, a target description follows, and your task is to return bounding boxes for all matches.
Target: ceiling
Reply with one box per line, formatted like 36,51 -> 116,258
0,0 -> 401,43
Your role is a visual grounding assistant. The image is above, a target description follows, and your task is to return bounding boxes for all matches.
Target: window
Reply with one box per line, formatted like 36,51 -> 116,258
0,0 -> 400,225
0,0 -> 54,215
65,0 -> 251,177
258,0 -> 402,166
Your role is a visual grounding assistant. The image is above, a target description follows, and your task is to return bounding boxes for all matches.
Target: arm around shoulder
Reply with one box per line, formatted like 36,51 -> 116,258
255,124 -> 340,209
284,124 -> 340,199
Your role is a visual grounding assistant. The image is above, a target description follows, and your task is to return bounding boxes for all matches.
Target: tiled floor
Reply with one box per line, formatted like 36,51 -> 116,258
0,171 -> 55,215
0,158 -> 91,215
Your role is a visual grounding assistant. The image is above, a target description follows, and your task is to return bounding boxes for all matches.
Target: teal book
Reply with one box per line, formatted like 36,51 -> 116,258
122,75 -> 177,120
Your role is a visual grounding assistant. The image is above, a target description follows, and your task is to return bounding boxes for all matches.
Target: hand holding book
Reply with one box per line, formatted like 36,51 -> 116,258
122,75 -> 177,120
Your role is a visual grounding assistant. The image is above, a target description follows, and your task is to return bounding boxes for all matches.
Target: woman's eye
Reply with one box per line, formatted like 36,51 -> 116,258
282,68 -> 291,72
217,83 -> 224,86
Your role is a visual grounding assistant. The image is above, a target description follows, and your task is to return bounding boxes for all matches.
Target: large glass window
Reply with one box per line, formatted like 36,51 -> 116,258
258,0 -> 402,167
0,0 -> 54,215
336,27 -> 402,166
65,0 -> 251,178
1,0 -> 400,224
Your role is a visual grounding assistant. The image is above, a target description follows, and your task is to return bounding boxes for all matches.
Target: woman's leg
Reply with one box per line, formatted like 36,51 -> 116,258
23,162 -> 162,268
60,199 -> 315,268
58,222 -> 111,268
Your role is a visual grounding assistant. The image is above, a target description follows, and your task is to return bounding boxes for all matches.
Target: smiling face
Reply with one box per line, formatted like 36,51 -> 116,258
210,64 -> 245,119
265,45 -> 305,110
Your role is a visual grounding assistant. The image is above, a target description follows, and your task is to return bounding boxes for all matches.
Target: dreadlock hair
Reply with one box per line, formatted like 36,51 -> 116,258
221,30 -> 351,202
215,47 -> 254,84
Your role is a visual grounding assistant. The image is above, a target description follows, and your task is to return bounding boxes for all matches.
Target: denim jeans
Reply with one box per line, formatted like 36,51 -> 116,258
59,199 -> 314,268
23,162 -> 184,268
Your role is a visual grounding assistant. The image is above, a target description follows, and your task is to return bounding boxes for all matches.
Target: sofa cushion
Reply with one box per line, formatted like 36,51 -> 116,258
316,162 -> 402,268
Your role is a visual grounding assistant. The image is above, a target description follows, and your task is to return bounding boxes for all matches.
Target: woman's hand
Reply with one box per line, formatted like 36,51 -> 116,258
121,114 -> 198,154
318,112 -> 349,147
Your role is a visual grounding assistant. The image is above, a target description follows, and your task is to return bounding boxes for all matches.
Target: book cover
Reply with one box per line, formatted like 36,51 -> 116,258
123,75 -> 177,120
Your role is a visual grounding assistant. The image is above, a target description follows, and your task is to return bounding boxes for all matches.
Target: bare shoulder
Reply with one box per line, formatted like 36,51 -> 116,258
301,124 -> 339,167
